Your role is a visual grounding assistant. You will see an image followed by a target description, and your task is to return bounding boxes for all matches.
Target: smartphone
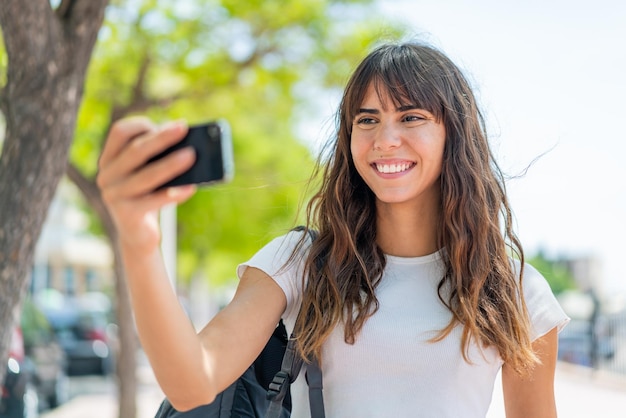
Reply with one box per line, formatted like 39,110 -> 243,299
150,120 -> 234,189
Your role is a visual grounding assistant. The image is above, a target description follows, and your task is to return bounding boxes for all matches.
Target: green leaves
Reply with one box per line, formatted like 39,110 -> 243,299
528,251 -> 577,295
70,0 -> 403,286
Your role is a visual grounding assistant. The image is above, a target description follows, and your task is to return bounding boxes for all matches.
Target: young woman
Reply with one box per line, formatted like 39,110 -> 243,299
97,42 -> 569,417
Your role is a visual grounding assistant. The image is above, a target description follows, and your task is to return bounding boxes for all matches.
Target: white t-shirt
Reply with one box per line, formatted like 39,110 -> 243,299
237,230 -> 570,418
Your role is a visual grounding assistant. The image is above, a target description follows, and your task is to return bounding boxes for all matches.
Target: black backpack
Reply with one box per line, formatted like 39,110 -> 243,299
155,229 -> 325,418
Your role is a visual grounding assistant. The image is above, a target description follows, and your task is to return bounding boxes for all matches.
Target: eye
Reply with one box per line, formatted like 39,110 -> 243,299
402,114 -> 426,123
353,116 -> 378,130
356,116 -> 377,124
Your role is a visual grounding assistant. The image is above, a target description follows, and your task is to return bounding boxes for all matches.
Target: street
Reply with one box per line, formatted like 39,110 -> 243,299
39,360 -> 626,418
40,357 -> 165,418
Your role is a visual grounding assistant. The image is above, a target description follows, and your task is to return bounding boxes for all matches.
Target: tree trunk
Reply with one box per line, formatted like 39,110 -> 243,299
67,163 -> 138,418
0,0 -> 107,392
112,240 -> 139,418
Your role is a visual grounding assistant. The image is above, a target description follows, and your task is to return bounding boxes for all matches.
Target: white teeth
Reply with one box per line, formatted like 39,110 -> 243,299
375,163 -> 412,174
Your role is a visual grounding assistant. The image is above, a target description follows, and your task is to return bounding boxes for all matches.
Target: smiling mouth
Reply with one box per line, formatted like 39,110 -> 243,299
373,162 -> 416,174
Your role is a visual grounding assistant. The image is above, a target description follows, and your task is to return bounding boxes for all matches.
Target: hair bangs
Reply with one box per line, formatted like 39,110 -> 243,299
359,44 -> 445,123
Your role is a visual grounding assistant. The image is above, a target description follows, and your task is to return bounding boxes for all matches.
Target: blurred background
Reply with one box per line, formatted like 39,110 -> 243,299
1,0 -> 625,417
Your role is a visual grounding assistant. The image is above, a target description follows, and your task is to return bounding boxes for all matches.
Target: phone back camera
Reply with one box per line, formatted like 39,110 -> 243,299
207,125 -> 220,140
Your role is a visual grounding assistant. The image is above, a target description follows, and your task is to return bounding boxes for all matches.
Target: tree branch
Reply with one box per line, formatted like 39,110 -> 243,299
110,95 -> 185,125
132,54 -> 151,106
0,86 -> 6,116
0,0 -> 58,67
109,53 -> 152,122
65,162 -> 101,212
56,0 -> 75,19
65,161 -> 119,244
62,0 -> 109,70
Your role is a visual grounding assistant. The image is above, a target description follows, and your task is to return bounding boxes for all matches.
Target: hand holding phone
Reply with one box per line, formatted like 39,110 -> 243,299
149,120 -> 234,189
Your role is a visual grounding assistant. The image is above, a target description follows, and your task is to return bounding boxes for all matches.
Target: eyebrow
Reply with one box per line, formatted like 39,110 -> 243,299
357,108 -> 380,114
356,104 -> 420,114
397,105 -> 420,112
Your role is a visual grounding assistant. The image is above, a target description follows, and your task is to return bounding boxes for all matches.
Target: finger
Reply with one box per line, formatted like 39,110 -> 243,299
99,116 -> 157,169
103,146 -> 196,201
126,146 -> 196,197
163,184 -> 197,204
132,184 -> 197,214
97,120 -> 189,189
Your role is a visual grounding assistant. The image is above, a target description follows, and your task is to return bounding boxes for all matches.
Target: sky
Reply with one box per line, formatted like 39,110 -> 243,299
304,0 -> 626,294
377,0 -> 626,294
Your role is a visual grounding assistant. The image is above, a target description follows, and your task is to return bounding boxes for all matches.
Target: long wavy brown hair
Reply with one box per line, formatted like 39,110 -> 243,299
291,42 -> 537,375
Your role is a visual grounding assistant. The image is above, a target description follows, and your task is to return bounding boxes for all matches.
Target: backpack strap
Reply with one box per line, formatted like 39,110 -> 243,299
306,357 -> 324,417
301,227 -> 325,418
266,337 -> 325,418
266,338 -> 301,418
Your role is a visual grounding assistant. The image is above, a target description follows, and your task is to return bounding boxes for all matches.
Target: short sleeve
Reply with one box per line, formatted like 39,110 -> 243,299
519,261 -> 570,341
236,230 -> 308,320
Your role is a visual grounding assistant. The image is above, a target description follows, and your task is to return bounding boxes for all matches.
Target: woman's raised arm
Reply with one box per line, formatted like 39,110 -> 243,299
97,117 -> 286,411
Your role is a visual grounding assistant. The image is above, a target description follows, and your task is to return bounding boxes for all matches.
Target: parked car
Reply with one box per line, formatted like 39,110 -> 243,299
1,327 -> 38,418
43,298 -> 116,376
20,298 -> 70,409
558,318 -> 616,366
1,299 -> 69,418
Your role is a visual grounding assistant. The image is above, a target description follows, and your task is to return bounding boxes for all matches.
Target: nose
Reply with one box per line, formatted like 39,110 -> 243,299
373,121 -> 401,151
373,122 -> 402,151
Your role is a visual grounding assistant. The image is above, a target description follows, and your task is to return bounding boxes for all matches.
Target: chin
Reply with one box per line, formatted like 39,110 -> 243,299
374,194 -> 414,205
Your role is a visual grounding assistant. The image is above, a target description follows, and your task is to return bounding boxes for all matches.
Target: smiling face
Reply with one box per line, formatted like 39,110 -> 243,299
350,83 -> 446,209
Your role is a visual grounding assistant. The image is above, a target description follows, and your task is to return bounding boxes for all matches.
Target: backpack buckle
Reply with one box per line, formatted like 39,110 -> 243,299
267,370 -> 289,402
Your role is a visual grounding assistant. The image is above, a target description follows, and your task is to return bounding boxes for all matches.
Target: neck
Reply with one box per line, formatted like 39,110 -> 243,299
375,198 -> 441,257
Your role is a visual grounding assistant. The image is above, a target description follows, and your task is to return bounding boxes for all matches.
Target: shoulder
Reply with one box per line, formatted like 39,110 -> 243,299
512,259 -> 570,340
518,261 -> 552,295
236,229 -> 312,316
